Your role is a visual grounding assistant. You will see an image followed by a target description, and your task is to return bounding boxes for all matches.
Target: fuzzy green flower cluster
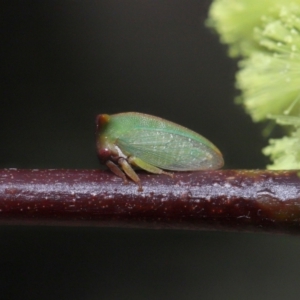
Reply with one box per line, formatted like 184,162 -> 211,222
207,0 -> 300,169
263,116 -> 300,169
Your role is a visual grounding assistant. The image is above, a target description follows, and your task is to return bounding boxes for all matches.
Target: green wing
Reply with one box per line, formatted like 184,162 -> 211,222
116,128 -> 222,171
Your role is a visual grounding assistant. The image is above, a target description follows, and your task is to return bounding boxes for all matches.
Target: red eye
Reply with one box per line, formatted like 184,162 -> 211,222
97,148 -> 111,163
96,114 -> 110,131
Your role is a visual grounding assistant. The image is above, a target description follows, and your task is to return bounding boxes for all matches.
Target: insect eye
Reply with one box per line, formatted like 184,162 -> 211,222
97,148 -> 111,163
96,114 -> 110,131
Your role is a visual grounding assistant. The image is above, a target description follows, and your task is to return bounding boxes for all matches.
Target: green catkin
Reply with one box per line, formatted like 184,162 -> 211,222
207,1 -> 300,169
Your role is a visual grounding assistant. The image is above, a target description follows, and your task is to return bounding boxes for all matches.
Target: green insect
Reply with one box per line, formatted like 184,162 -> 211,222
96,112 -> 223,190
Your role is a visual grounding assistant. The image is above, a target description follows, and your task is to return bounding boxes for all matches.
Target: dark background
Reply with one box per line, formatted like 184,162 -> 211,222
2,1 -> 299,299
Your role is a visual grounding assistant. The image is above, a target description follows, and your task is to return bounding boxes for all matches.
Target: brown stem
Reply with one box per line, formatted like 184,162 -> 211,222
0,169 -> 300,234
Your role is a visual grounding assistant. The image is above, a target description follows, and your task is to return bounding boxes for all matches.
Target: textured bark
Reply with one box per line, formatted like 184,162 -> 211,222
0,169 -> 300,234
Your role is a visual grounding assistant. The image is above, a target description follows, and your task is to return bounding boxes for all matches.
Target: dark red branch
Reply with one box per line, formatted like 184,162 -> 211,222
0,169 -> 300,234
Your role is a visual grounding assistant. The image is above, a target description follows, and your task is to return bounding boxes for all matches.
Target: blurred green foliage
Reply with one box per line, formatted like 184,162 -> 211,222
207,0 -> 300,169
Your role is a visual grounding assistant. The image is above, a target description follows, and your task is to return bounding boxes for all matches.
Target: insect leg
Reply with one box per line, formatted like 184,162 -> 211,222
128,157 -> 173,178
106,160 -> 128,184
118,158 -> 143,191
